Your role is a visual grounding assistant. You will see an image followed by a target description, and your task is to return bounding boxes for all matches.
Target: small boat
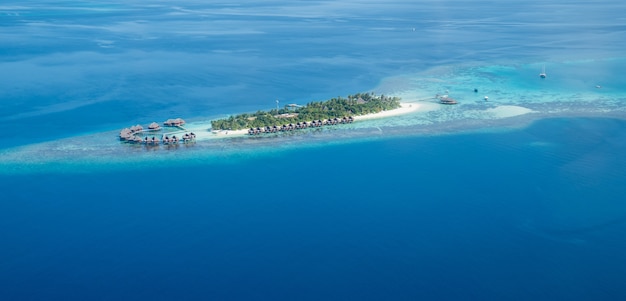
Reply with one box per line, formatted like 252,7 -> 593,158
539,65 -> 547,78
439,95 -> 458,105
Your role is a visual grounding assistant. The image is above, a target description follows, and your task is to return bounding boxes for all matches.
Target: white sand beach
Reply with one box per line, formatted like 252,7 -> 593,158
209,129 -> 249,137
353,102 -> 422,121
181,102 -> 427,141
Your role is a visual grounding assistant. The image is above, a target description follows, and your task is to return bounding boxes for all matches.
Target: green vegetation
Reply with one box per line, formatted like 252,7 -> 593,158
211,92 -> 401,130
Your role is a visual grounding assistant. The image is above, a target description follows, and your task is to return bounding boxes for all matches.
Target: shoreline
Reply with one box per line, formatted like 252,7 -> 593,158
353,102 -> 422,121
204,102 -> 423,138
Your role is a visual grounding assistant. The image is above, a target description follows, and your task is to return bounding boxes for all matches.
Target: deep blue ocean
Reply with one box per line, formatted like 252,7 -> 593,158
1,1 -> 626,300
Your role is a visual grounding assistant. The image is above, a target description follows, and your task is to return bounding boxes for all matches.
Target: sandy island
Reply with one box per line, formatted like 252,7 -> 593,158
202,102 -> 423,139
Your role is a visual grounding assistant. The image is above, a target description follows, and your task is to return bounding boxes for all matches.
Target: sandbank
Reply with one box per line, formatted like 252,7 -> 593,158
353,102 -> 422,121
485,105 -> 534,118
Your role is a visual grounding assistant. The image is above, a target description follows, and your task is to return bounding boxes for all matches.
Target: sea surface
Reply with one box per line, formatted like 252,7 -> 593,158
1,1 -> 626,300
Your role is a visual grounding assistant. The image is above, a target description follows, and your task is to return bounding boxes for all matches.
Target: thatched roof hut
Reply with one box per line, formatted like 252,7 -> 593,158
164,118 -> 186,127
119,128 -> 133,140
129,125 -> 143,132
148,122 -> 161,130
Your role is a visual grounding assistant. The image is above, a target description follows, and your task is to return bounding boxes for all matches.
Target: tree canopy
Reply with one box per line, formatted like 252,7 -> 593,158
211,92 -> 401,130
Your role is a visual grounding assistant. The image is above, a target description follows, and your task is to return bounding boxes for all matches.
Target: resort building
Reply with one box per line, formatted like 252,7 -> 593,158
148,122 -> 161,130
164,118 -> 186,127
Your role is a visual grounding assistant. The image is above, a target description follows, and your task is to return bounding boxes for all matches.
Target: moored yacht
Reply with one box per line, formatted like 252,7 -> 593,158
539,64 -> 547,78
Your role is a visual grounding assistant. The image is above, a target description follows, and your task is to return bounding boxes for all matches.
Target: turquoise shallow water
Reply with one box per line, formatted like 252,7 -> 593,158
1,58 -> 624,173
1,1 -> 626,300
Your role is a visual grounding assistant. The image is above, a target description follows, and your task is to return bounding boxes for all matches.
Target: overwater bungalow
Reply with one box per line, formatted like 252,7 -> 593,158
148,122 -> 161,131
129,125 -> 143,133
119,128 -> 133,140
164,118 -> 186,127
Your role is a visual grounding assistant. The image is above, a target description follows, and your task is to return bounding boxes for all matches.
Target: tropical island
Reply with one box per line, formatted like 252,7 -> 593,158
210,92 -> 401,131
117,92 -> 419,144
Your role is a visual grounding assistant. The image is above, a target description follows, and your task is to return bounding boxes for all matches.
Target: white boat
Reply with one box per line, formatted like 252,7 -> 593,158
539,65 -> 547,78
